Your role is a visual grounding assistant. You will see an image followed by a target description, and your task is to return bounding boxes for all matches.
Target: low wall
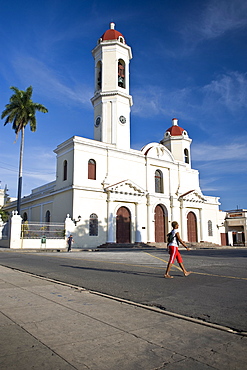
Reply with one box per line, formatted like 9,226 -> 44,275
19,238 -> 67,249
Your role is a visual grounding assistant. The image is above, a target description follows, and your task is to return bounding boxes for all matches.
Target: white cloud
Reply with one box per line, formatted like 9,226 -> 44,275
193,142 -> 247,162
12,55 -> 92,107
132,85 -> 193,119
181,0 -> 247,46
203,72 -> 247,111
132,70 -> 247,128
201,0 -> 247,39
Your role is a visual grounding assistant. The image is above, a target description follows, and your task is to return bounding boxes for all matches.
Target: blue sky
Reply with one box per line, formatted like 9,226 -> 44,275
0,0 -> 247,211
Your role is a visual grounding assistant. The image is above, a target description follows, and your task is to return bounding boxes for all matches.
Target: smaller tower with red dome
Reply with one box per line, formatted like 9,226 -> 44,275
160,118 -> 192,166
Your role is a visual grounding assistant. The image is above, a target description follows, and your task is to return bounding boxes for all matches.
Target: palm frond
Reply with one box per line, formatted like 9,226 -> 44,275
1,85 -> 48,214
2,86 -> 48,135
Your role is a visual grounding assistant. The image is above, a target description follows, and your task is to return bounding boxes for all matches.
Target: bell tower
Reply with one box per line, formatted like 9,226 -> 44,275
91,23 -> 133,150
160,118 -> 192,167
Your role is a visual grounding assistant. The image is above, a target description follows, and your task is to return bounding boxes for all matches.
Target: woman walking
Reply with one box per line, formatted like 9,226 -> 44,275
165,221 -> 191,279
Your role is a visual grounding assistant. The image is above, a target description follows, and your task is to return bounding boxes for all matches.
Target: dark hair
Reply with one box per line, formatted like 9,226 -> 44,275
171,221 -> 178,228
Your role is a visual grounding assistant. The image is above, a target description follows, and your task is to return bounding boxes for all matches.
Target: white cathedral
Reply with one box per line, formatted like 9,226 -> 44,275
3,23 -> 226,248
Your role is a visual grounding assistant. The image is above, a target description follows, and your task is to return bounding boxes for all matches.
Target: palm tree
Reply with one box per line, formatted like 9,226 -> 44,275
1,86 -> 48,215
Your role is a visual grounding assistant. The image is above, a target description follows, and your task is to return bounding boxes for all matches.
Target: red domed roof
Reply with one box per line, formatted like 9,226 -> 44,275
101,22 -> 125,42
166,118 -> 186,136
166,126 -> 185,136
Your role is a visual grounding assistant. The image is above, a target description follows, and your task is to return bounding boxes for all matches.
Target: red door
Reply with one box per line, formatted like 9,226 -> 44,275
187,212 -> 198,242
116,207 -> 131,243
155,205 -> 165,242
220,233 -> 228,246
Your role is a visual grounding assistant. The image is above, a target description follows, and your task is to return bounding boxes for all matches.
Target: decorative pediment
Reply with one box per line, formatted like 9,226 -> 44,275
104,180 -> 146,197
179,190 -> 206,203
141,142 -> 174,161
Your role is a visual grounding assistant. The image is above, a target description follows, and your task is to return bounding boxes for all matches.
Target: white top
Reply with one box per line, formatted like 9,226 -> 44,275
168,229 -> 179,247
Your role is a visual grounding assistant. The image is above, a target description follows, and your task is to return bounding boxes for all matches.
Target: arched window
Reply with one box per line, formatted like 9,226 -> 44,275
45,210 -> 51,223
89,213 -> 98,236
23,212 -> 28,222
88,159 -> 96,180
63,160 -> 67,181
208,220 -> 213,236
118,59 -> 125,88
184,149 -> 189,164
155,170 -> 163,193
96,61 -> 102,90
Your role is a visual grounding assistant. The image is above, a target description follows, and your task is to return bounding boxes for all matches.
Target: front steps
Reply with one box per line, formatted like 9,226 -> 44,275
97,241 -> 221,249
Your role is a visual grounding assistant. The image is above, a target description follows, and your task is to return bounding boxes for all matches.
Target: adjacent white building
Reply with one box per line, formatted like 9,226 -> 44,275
2,23 -> 227,248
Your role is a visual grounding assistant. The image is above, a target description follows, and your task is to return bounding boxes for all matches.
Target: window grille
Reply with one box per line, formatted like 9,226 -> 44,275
155,170 -> 163,193
208,220 -> 213,236
89,213 -> 98,236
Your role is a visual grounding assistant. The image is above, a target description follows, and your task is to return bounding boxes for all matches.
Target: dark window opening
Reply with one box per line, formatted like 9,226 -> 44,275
89,213 -> 98,236
45,210 -> 51,223
184,149 -> 189,164
97,61 -> 102,89
23,212 -> 28,222
63,160 -> 67,181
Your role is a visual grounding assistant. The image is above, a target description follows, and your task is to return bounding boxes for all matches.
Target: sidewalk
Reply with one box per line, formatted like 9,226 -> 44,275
0,265 -> 246,370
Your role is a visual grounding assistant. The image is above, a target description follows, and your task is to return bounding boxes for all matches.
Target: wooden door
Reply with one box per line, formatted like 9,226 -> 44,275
155,205 -> 165,242
116,207 -> 131,243
220,233 -> 228,246
187,212 -> 198,242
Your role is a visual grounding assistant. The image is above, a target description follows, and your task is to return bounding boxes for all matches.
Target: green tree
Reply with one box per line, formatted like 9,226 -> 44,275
1,86 -> 48,215
0,208 -> 9,222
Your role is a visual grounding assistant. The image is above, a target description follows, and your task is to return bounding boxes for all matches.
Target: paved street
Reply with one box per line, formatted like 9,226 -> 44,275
0,262 -> 247,369
1,248 -> 246,333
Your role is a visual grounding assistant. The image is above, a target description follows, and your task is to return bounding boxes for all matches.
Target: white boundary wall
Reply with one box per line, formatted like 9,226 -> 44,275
0,211 -> 68,250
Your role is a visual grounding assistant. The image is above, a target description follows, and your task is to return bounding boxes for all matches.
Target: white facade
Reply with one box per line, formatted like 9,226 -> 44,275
3,23 -> 224,248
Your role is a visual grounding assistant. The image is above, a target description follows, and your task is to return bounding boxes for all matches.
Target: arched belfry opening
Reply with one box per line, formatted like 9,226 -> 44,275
118,59 -> 125,88
96,61 -> 102,90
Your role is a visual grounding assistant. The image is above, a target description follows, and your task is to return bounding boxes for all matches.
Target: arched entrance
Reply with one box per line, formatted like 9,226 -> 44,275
187,211 -> 198,242
154,204 -> 167,242
116,206 -> 131,243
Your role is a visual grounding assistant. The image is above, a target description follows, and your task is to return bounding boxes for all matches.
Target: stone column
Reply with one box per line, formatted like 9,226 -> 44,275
146,194 -> 152,242
106,193 -> 114,243
199,208 -> 204,242
135,202 -> 142,243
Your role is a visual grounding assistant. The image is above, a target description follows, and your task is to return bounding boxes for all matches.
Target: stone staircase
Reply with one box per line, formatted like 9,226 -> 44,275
186,241 -> 221,249
97,241 -> 221,249
97,242 -> 153,249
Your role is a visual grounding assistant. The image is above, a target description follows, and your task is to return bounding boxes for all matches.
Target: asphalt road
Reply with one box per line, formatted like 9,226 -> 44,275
0,248 -> 246,333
